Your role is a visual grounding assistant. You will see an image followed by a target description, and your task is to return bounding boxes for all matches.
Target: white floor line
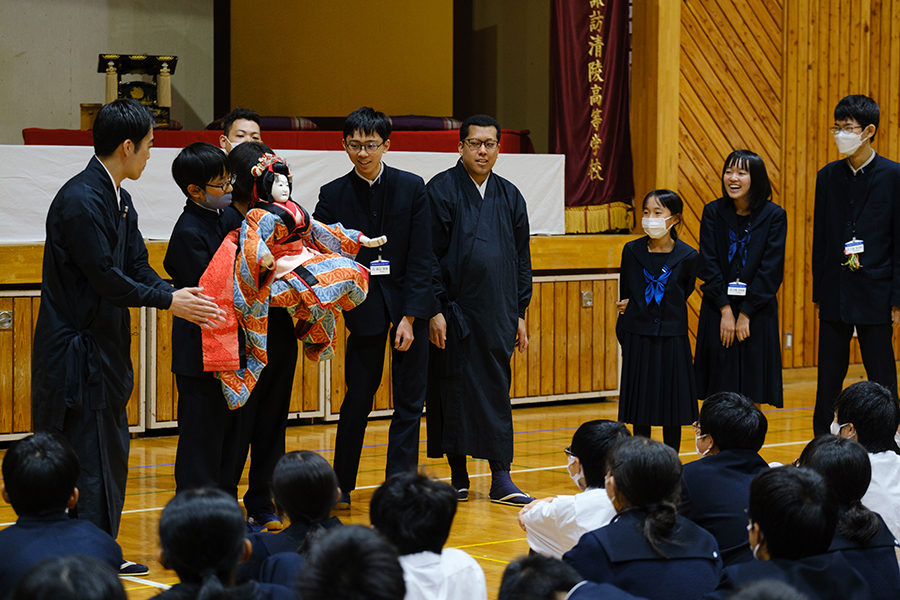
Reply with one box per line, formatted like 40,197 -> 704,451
120,576 -> 171,590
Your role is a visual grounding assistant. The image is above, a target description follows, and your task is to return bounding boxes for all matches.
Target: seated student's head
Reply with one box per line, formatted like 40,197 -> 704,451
797,435 -> 881,547
342,107 -> 392,181
12,555 -> 126,600
92,99 -> 155,179
747,467 -> 837,561
220,107 -> 261,154
729,580 -> 811,600
171,142 -> 233,210
695,391 -> 768,457
271,451 -> 339,531
605,436 -> 682,556
158,488 -> 250,593
296,525 -> 405,600
370,472 -> 457,555
832,381 -> 900,453
1,432 -> 80,517
567,420 -> 631,490
498,554 -> 582,600
227,141 -> 274,206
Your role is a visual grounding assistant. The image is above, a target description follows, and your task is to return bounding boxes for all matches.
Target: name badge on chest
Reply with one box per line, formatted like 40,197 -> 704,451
370,259 -> 390,276
844,238 -> 864,255
727,279 -> 747,297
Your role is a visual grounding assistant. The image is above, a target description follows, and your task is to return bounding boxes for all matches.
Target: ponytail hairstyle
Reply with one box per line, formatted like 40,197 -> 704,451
271,451 -> 339,554
606,436 -> 682,557
797,435 -> 881,547
159,488 -> 250,600
642,189 -> 683,241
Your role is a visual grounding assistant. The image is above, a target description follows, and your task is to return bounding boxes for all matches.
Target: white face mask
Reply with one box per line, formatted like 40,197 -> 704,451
830,421 -> 851,436
567,454 -> 586,491
642,217 -> 673,239
202,190 -> 232,210
695,436 -> 711,458
834,130 -> 865,155
894,431 -> 900,448
751,542 -> 761,560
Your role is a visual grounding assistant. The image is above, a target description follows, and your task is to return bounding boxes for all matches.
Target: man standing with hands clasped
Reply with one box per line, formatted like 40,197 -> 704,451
426,115 -> 534,506
31,99 -> 224,575
812,94 -> 900,436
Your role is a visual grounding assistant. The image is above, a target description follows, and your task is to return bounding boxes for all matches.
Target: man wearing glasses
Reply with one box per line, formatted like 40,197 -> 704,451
314,107 -> 434,508
426,115 -> 534,505
812,94 -> 900,436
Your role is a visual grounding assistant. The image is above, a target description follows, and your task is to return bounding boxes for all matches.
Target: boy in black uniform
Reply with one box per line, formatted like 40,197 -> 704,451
166,142 -> 244,495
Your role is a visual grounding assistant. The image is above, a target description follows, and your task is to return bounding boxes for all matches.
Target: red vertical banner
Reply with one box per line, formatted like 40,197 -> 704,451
551,0 -> 634,233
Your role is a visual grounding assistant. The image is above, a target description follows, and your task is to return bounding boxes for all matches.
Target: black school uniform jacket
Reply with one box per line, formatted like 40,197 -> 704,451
314,165 -> 436,336
826,512 -> 900,600
619,238 -> 699,337
812,153 -> 900,324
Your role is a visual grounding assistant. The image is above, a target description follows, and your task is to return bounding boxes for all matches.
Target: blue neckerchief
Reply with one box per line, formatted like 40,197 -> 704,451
643,265 -> 671,305
728,228 -> 750,267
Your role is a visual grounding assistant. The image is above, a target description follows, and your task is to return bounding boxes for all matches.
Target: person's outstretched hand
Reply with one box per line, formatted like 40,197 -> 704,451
170,287 -> 226,328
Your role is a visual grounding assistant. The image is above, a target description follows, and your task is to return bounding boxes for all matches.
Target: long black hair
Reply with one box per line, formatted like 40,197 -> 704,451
720,150 -> 772,213
798,435 -> 881,547
606,436 -> 682,557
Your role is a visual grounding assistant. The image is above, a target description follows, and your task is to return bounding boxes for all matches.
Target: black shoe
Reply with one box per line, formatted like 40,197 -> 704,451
455,487 -> 469,502
248,511 -> 283,532
119,561 -> 149,577
335,491 -> 351,510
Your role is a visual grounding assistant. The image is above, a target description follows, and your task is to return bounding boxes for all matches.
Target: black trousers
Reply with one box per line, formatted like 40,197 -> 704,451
234,308 -> 298,516
332,318 -> 429,493
174,374 -> 243,495
814,319 -> 897,435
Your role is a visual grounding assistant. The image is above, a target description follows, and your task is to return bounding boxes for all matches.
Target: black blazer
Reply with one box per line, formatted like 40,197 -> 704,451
563,510 -> 722,600
704,552 -> 873,600
697,199 -> 786,317
618,238 -> 699,336
568,582 -> 649,600
314,165 -> 436,335
812,153 -> 900,324
679,449 -> 769,565
827,512 -> 900,600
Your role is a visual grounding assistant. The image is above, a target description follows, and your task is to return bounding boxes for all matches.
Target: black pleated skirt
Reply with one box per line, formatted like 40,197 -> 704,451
617,330 -> 699,426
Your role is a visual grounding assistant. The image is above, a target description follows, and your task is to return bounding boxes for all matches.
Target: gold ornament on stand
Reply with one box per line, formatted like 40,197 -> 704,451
97,54 -> 178,128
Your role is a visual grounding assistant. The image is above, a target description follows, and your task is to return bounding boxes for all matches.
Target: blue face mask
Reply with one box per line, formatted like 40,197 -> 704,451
201,190 -> 232,210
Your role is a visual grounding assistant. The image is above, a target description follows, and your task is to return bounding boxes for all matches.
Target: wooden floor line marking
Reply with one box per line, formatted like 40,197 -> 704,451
453,537 -> 527,549
120,576 -> 170,590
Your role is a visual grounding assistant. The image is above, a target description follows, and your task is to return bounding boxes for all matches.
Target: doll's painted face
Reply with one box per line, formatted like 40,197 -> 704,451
270,173 -> 291,203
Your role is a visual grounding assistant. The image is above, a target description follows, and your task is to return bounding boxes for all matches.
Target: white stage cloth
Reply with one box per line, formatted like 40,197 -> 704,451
1,146 -> 565,243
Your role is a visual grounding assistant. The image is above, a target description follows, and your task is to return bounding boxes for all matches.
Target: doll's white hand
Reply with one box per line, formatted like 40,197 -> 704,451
360,235 -> 387,248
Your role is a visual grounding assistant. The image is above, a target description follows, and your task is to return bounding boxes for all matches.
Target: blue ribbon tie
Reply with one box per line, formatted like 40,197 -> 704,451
643,266 -> 671,305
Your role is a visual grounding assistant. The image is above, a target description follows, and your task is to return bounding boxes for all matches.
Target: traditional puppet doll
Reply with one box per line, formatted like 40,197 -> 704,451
202,154 -> 386,408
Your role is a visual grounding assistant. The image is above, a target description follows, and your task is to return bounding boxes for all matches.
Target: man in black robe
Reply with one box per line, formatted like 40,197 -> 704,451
426,114 -> 533,505
31,100 -> 222,571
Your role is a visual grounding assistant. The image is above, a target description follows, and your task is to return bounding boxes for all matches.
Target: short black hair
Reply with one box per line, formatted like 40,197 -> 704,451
460,114 -> 501,142
223,107 -> 260,137
12,555 -> 126,600
498,554 -> 582,600
607,437 -> 682,556
227,141 -> 274,204
92,99 -> 154,157
272,451 -> 338,524
698,392 -> 768,451
296,525 -> 405,600
159,488 -> 247,591
728,580 -> 811,600
720,150 -> 773,213
569,420 -> 631,488
748,467 -> 837,560
171,142 -> 229,197
833,381 -> 900,453
834,95 -> 880,140
642,188 -> 684,240
798,435 -> 881,547
2,433 -> 80,517
344,107 -> 392,141
370,472 -> 457,555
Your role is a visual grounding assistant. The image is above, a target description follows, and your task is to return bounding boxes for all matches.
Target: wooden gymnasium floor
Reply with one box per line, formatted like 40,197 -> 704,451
0,377 -> 842,599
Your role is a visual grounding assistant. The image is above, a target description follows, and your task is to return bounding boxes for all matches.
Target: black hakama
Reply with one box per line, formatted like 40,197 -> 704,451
694,199 -> 787,407
425,160 -> 532,463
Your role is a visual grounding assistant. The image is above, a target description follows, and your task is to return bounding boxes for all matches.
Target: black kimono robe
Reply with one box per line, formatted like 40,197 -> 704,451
694,199 -> 787,407
425,160 -> 532,463
32,156 -> 173,537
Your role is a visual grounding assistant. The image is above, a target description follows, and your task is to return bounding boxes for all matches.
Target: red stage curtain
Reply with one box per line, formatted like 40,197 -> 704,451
550,0 -> 634,233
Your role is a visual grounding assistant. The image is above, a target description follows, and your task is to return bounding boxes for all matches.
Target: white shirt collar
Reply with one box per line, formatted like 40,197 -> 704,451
96,156 -> 122,209
354,162 -> 384,187
848,149 -> 876,175
469,173 -> 490,198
